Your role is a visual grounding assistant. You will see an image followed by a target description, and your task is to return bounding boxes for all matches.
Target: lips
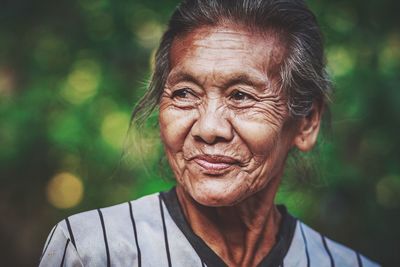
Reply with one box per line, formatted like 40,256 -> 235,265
192,154 -> 239,173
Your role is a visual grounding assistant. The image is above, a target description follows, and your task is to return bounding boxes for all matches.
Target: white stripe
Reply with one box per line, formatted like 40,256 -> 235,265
130,193 -> 168,266
300,223 -> 332,267
39,222 -> 83,267
100,202 -> 138,266
325,237 -> 358,267
283,222 -> 308,267
67,209 -> 104,265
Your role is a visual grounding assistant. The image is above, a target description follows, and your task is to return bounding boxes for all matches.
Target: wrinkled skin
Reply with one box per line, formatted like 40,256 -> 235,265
159,24 -> 321,266
160,25 -> 293,207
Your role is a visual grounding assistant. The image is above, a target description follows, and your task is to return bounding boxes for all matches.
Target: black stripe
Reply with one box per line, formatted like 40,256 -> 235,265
356,252 -> 363,267
128,201 -> 142,267
39,224 -> 58,263
299,223 -> 310,267
321,234 -> 335,267
60,239 -> 70,267
159,195 -> 172,267
201,260 -> 206,267
65,218 -> 76,249
98,209 -> 111,267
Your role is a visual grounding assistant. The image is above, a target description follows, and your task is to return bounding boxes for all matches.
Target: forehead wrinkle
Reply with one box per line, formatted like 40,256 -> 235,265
169,25 -> 286,93
174,52 -> 271,90
168,66 -> 274,94
192,37 -> 247,51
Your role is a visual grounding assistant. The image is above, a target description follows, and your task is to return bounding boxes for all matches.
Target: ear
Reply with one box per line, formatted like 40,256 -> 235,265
293,102 -> 323,152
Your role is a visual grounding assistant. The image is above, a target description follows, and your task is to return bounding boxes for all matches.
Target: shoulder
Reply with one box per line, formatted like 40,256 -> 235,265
61,192 -> 160,245
65,192 -> 161,235
284,219 -> 381,267
39,219 -> 83,266
40,192 -> 162,267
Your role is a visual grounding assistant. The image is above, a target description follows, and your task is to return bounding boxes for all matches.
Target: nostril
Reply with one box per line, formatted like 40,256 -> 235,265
212,136 -> 231,144
193,134 -> 229,145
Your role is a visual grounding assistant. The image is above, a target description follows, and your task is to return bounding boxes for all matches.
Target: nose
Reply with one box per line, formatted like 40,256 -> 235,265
191,99 -> 234,144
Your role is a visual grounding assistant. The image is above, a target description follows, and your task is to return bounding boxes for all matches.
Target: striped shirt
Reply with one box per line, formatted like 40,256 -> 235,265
39,188 -> 380,267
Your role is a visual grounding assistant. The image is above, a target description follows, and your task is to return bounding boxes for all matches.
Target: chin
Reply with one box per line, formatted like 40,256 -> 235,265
184,178 -> 252,207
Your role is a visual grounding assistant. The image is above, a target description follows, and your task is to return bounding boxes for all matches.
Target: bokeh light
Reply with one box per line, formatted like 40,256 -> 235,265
101,111 -> 130,150
135,20 -> 163,49
60,59 -> 101,104
327,46 -> 356,78
46,172 -> 84,209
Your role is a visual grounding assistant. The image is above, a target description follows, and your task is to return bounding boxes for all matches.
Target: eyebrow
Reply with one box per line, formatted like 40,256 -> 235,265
223,74 -> 267,89
167,72 -> 201,87
167,72 -> 270,92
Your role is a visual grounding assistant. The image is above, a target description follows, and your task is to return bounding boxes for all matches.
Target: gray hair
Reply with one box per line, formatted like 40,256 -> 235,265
132,0 -> 332,125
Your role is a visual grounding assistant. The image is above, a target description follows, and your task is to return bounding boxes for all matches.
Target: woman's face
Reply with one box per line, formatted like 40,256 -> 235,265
159,25 -> 298,206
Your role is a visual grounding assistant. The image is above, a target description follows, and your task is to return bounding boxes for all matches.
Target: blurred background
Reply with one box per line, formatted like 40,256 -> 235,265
0,0 -> 399,266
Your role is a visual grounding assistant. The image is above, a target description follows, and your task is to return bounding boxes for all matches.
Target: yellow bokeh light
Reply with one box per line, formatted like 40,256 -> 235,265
101,111 -> 131,150
46,172 -> 84,209
60,59 -> 101,104
327,46 -> 355,77
135,20 -> 163,49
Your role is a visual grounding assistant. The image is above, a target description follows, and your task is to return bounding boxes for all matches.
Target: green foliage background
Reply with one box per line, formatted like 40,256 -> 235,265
0,0 -> 399,266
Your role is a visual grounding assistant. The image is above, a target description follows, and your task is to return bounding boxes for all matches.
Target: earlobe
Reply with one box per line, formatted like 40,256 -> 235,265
293,102 -> 323,152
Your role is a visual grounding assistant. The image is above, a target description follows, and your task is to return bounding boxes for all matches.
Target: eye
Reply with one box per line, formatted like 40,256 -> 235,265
170,88 -> 200,107
172,88 -> 192,99
229,90 -> 254,101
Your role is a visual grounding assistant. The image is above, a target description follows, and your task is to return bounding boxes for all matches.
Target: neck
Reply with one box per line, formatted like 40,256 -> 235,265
176,177 -> 282,267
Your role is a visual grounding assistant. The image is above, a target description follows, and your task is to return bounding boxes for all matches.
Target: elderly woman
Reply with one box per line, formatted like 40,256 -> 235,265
39,0 -> 379,266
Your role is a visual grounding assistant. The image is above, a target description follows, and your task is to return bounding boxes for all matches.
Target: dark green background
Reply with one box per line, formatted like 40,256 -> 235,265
0,0 -> 399,266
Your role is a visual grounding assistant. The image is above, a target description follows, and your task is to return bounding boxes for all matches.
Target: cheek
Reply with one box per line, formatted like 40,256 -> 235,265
232,117 -> 279,156
159,106 -> 196,152
231,102 -> 290,156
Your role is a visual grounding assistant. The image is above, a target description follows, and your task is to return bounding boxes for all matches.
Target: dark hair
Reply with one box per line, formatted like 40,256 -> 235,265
131,0 -> 332,125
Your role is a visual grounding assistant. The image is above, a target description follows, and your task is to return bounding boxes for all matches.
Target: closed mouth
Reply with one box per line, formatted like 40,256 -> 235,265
192,154 -> 239,173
